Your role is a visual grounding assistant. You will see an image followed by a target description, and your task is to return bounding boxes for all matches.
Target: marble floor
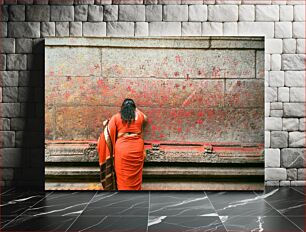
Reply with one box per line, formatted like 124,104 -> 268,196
0,187 -> 305,231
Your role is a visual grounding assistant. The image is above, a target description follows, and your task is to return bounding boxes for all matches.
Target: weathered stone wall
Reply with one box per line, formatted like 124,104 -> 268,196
0,0 -> 305,187
45,37 -> 264,144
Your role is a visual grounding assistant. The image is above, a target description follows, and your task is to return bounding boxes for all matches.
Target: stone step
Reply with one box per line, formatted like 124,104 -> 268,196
45,164 -> 264,190
142,166 -> 264,177
45,182 -> 103,191
45,166 -> 99,176
45,165 -> 264,178
142,180 -> 264,191
44,180 -> 264,191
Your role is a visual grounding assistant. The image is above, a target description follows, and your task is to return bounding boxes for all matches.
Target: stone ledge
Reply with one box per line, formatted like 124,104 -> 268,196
44,36 -> 263,49
45,166 -> 264,177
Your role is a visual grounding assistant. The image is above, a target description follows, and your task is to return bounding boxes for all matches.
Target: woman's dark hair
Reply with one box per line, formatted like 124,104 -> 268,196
120,98 -> 136,126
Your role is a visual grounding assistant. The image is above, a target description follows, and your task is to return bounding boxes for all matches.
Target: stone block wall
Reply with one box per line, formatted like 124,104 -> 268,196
0,0 -> 305,187
45,37 -> 264,144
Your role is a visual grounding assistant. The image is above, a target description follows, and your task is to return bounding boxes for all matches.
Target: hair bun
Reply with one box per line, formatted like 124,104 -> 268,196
124,99 -> 135,107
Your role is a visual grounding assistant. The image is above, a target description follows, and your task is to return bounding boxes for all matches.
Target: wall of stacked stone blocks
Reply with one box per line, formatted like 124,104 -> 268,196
0,0 -> 305,187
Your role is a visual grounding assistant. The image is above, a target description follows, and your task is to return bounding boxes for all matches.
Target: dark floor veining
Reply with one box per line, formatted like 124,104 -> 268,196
1,187 -> 305,231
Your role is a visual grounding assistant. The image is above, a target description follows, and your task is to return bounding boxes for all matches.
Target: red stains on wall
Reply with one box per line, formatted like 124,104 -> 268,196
45,41 -> 264,145
175,55 -> 182,63
212,67 -> 221,78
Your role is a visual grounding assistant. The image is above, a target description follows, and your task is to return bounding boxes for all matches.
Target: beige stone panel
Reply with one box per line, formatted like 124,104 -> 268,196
45,47 -> 101,76
102,48 -> 255,79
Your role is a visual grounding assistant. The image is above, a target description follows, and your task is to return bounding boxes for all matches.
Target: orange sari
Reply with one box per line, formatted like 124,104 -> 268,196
98,111 -> 145,190
97,118 -> 117,190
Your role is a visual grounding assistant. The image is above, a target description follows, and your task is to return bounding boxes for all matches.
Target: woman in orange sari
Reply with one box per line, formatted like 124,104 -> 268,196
98,99 -> 147,190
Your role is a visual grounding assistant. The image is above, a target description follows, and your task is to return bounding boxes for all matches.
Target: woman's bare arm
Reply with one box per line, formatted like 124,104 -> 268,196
136,108 -> 147,122
142,112 -> 148,122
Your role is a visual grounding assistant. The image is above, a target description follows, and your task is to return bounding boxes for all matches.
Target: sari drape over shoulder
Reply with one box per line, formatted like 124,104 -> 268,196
97,118 -> 117,166
97,118 -> 117,190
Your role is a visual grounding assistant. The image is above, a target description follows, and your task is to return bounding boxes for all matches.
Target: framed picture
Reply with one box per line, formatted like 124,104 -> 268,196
45,36 -> 264,191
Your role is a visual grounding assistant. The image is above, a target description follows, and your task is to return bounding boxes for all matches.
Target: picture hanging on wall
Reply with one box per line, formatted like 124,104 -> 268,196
45,36 -> 265,191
